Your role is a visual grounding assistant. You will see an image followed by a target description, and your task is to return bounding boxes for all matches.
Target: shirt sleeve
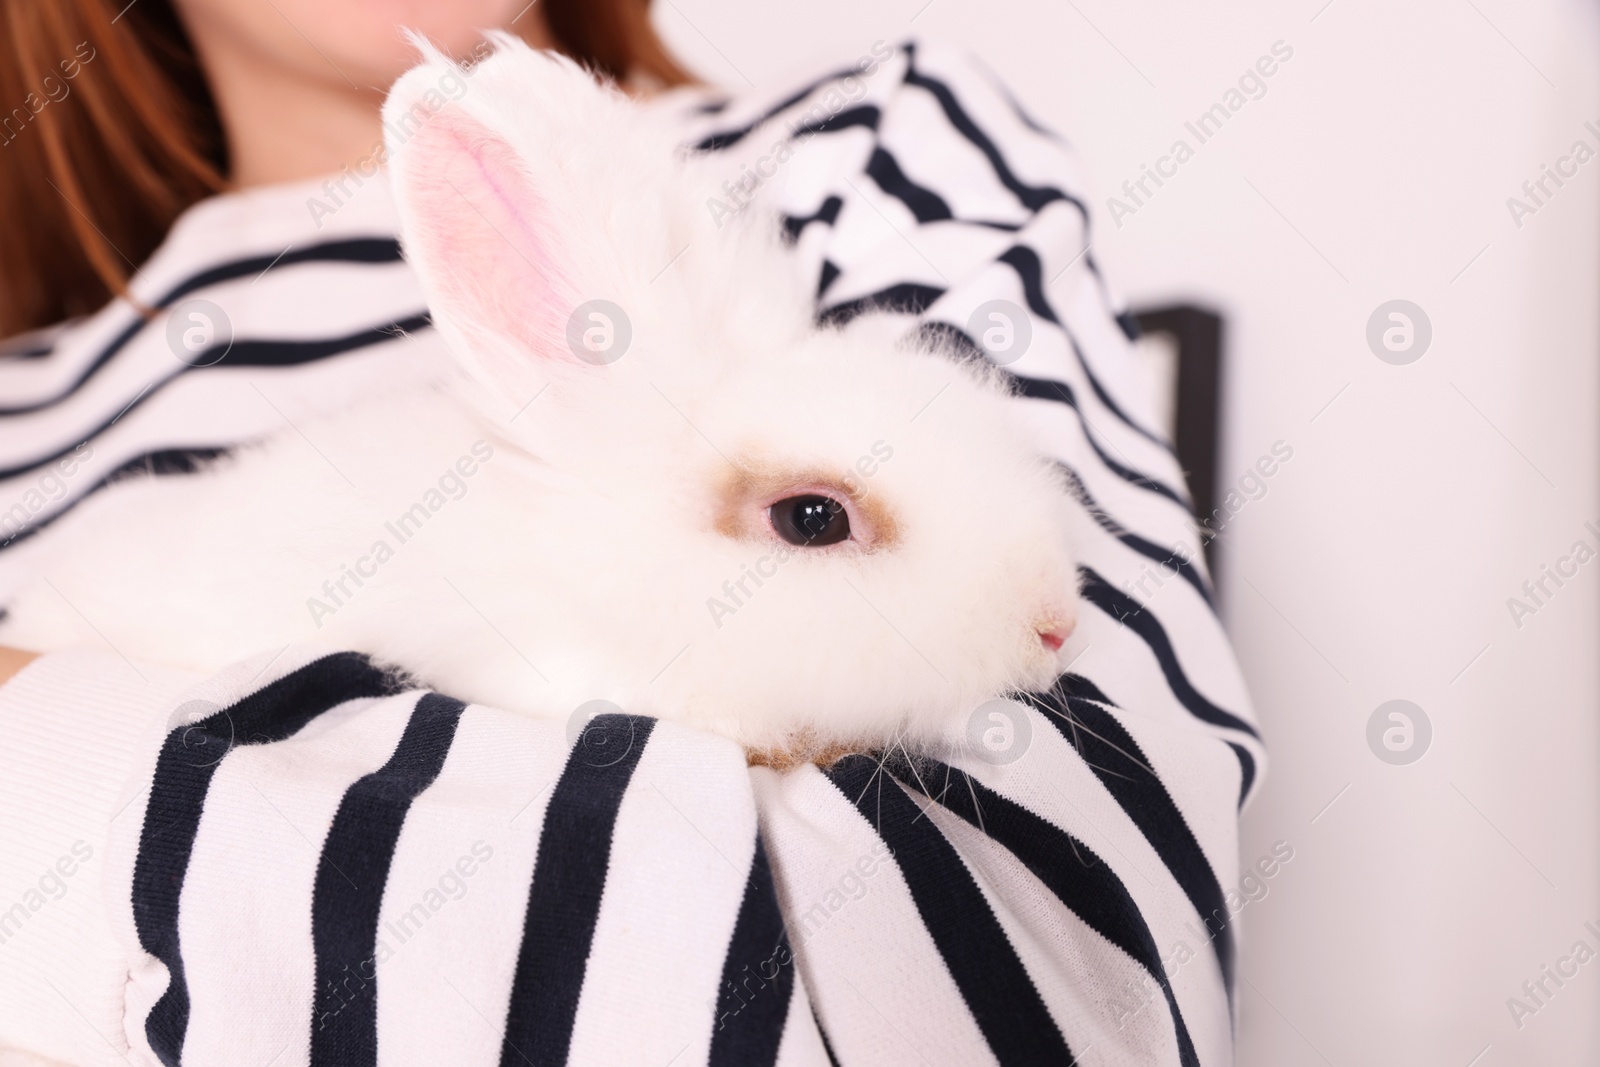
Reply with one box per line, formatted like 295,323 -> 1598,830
0,649 -> 202,1067
82,646 -> 827,1067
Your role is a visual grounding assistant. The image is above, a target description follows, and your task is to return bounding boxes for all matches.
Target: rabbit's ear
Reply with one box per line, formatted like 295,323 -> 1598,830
388,102 -> 578,398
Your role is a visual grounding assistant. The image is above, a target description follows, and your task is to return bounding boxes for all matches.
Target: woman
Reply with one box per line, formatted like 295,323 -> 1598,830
0,2 -> 1258,1064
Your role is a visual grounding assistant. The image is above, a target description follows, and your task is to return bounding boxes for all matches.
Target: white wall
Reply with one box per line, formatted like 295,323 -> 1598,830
657,1 -> 1600,1062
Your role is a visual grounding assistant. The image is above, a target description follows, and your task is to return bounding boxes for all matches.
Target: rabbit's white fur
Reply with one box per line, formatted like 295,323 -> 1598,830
0,37 -> 1081,760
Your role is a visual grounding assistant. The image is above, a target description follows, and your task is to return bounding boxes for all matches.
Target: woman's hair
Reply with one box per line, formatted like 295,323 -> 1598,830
0,0 -> 690,339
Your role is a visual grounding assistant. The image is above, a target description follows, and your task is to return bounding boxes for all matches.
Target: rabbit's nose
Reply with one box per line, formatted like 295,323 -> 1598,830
1036,622 -> 1071,652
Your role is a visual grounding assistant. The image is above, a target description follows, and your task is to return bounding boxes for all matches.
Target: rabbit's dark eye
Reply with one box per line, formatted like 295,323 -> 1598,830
770,494 -> 850,546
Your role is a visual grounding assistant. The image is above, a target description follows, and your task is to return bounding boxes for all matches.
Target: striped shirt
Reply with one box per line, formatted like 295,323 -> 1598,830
0,38 -> 1261,1067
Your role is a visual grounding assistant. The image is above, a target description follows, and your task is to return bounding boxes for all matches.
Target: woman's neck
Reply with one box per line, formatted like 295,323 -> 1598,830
177,17 -> 558,189
208,56 -> 392,188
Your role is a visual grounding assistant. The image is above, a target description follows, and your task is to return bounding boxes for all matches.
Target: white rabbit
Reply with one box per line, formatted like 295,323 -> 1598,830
0,36 -> 1081,765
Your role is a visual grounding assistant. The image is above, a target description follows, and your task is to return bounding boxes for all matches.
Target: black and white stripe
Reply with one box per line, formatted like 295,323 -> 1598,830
310,691 -> 467,1064
132,651 -> 404,1064
0,214 -> 443,582
498,714 -> 656,1066
8,36 -> 1260,1066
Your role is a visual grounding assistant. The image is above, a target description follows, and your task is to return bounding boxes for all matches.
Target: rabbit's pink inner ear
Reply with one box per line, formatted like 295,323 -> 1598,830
396,109 -> 566,357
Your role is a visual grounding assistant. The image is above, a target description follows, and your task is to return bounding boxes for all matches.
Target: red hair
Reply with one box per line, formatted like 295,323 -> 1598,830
0,0 -> 689,338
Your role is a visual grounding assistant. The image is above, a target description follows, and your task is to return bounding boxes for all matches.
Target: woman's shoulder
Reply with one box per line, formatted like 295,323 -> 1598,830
666,37 -> 1066,155
661,35 -> 1086,238
0,168 -> 435,549
0,171 -> 412,363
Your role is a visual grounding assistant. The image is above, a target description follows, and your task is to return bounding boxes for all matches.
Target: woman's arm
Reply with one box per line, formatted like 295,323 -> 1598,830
0,646 -> 204,1066
0,645 -> 38,685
